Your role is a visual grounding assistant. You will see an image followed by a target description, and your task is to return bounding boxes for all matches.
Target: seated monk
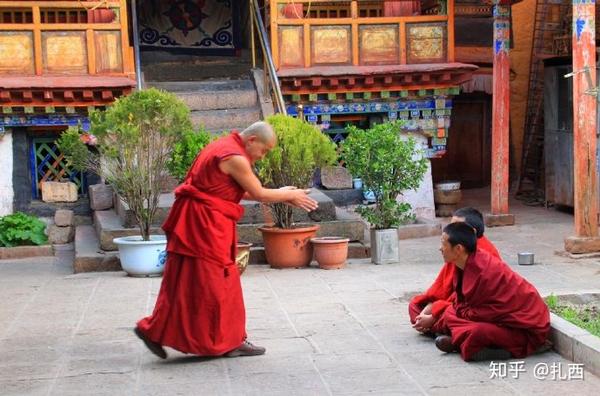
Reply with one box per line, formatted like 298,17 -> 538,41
434,222 -> 550,361
410,207 -> 500,335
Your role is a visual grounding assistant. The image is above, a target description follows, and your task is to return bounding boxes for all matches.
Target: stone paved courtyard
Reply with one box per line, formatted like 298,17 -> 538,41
1,194 -> 600,395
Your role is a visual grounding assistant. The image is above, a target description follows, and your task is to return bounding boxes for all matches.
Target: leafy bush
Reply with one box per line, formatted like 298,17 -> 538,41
166,127 -> 214,182
341,121 -> 428,229
257,114 -> 337,228
0,212 -> 48,247
58,88 -> 193,240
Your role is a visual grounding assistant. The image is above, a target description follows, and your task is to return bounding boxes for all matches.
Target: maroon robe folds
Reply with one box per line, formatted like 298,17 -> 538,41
136,132 -> 250,356
440,249 -> 550,361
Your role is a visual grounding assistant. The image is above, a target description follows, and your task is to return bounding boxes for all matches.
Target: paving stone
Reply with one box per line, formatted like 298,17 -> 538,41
54,209 -> 74,226
320,166 -> 353,190
0,245 -> 53,260
47,224 -> 74,244
41,181 -> 78,203
88,184 -> 114,211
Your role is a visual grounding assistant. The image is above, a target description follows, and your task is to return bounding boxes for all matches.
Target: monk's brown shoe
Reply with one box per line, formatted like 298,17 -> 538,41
134,327 -> 167,359
225,340 -> 266,357
435,335 -> 458,353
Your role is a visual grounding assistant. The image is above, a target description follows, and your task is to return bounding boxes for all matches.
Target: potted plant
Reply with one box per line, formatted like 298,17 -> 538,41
341,121 -> 428,264
58,88 -> 193,276
256,114 -> 337,268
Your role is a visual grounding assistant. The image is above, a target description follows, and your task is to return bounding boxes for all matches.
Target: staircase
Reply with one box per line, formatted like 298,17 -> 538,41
148,79 -> 262,133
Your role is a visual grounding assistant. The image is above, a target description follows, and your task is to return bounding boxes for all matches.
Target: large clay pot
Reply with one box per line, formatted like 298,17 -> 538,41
259,225 -> 319,268
311,237 -> 349,270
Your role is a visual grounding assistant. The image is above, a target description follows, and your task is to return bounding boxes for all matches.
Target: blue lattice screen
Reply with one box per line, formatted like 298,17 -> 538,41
30,137 -> 87,199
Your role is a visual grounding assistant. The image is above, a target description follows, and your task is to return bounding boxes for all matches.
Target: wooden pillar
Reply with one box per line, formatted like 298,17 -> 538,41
565,0 -> 600,254
486,1 -> 514,227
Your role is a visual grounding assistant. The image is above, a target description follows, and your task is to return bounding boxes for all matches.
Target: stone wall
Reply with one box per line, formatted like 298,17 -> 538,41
0,130 -> 13,216
510,0 -> 536,176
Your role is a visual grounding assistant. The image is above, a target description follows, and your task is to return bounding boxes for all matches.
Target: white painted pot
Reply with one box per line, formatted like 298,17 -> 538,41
113,235 -> 167,277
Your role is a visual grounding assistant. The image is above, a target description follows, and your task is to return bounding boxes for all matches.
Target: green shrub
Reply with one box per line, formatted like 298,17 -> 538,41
166,127 -> 214,182
0,212 -> 48,247
257,114 -> 337,228
58,88 -> 193,240
341,121 -> 428,229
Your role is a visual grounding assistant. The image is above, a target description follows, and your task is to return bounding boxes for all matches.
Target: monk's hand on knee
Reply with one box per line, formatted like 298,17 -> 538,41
413,313 -> 435,332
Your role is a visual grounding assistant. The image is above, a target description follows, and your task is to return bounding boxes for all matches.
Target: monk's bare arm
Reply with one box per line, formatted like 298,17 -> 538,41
219,155 -> 317,211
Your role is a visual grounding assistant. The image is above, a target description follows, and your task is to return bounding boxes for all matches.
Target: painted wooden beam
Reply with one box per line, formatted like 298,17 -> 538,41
490,2 -> 511,218
572,0 -> 598,238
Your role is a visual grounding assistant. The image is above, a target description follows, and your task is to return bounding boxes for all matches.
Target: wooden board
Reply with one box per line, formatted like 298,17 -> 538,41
0,32 -> 34,74
42,31 -> 87,74
359,24 -> 399,65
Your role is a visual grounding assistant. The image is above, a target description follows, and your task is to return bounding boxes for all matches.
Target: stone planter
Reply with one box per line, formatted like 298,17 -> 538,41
113,235 -> 167,277
311,237 -> 349,270
370,228 -> 399,265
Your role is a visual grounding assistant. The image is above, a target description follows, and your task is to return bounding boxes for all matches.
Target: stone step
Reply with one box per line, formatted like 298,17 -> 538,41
190,107 -> 262,133
142,60 -> 252,81
95,209 -> 365,252
148,80 -> 258,111
74,224 -> 121,273
115,190 -> 337,228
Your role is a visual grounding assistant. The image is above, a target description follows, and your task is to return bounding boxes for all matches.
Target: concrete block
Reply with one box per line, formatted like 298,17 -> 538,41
433,189 -> 462,204
47,224 -> 74,244
564,235 -> 600,254
397,217 -> 442,240
321,166 -> 353,190
484,213 -> 515,227
573,333 -> 600,377
54,209 -> 74,227
549,313 -> 587,361
0,245 -> 53,259
73,225 -> 121,273
88,184 -> 114,211
41,181 -> 78,203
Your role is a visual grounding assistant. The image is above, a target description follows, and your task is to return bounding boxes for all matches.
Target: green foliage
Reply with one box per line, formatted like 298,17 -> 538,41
341,121 -> 428,229
257,114 -> 337,228
0,212 -> 48,247
545,295 -> 600,337
58,88 -> 192,240
166,127 -> 214,182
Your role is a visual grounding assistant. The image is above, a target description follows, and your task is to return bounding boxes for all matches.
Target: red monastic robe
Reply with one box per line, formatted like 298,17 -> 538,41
136,132 -> 250,356
441,249 -> 550,361
409,236 -> 500,323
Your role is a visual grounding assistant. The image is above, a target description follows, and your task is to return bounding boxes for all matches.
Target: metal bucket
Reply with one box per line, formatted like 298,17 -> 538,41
518,252 -> 535,265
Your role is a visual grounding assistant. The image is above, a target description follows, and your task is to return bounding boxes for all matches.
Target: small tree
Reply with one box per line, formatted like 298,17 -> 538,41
166,126 -> 214,182
257,114 -> 337,228
58,88 -> 193,240
341,121 -> 428,229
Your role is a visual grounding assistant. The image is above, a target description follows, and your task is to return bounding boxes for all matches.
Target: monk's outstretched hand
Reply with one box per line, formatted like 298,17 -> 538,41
286,188 -> 318,212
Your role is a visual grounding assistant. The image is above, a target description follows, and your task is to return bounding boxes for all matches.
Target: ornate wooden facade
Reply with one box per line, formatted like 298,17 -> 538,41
268,0 -> 478,157
0,0 -> 135,114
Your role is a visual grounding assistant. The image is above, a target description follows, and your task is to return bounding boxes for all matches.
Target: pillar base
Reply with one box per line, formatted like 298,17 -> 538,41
484,213 -> 515,227
564,236 -> 600,254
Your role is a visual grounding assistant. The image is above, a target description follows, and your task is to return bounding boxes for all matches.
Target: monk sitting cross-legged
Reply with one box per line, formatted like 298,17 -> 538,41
433,222 -> 550,361
409,207 -> 500,335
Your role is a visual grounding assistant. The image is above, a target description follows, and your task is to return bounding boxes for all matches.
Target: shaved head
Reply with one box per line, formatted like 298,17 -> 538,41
240,121 -> 276,144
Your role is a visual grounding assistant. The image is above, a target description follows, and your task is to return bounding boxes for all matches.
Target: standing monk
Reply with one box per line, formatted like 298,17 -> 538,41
134,122 -> 318,359
434,222 -> 550,361
410,207 -> 500,334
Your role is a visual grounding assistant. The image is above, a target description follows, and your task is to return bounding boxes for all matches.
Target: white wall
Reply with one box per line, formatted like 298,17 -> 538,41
0,131 -> 14,216
396,133 -> 435,220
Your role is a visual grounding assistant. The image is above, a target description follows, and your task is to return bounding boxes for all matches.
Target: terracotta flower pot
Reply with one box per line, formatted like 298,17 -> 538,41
259,225 -> 319,269
311,237 -> 350,270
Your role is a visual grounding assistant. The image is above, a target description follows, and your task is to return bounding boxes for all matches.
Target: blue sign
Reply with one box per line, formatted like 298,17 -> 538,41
0,114 -> 90,130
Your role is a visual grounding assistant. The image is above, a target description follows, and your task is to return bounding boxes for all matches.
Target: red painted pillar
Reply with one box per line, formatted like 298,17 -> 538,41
487,1 -> 514,226
565,0 -> 599,253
